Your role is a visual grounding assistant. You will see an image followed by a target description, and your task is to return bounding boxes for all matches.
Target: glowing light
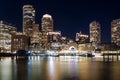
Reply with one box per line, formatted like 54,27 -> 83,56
48,32 -> 61,35
43,14 -> 52,18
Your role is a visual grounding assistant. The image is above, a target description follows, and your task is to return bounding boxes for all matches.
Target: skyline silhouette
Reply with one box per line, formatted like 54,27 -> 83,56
0,0 -> 120,42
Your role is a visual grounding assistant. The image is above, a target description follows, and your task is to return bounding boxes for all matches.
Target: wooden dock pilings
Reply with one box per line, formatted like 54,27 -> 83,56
103,53 -> 120,61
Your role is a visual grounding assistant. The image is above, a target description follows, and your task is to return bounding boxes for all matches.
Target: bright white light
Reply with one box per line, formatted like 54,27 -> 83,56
13,51 -> 17,54
43,14 -> 52,18
0,58 -> 12,80
48,57 -> 54,80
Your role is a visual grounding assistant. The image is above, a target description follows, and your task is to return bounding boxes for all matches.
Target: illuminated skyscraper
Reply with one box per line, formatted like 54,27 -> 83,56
89,21 -> 101,43
41,14 -> 53,50
41,14 -> 53,32
23,5 -> 35,36
111,19 -> 120,45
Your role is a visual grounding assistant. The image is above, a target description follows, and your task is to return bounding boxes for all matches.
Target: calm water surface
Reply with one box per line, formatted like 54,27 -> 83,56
0,56 -> 120,80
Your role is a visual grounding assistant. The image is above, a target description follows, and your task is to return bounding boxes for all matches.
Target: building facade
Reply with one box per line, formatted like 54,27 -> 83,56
47,31 -> 61,50
111,19 -> 120,45
0,20 -> 17,53
89,21 -> 101,43
76,32 -> 89,44
23,5 -> 35,36
30,24 -> 42,53
47,31 -> 61,43
41,14 -> 53,32
41,14 -> 54,50
0,21 -> 16,34
11,32 -> 28,52
31,24 -> 41,44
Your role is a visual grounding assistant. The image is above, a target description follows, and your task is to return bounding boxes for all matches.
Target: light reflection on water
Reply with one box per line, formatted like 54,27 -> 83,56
0,56 -> 120,80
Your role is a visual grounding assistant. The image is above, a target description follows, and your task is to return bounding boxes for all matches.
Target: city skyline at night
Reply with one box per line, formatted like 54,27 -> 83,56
1,1 -> 120,80
0,0 -> 120,42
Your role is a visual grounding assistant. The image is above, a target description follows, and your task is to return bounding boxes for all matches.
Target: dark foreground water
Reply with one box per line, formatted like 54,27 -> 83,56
0,56 -> 120,80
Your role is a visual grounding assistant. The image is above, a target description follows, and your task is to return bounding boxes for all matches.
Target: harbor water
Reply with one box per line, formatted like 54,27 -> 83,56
0,56 -> 120,80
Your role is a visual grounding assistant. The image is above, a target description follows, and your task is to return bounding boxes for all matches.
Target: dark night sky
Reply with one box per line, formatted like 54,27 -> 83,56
0,0 -> 120,42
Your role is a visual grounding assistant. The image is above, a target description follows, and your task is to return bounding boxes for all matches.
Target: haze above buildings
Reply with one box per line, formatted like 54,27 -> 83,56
0,0 -> 120,42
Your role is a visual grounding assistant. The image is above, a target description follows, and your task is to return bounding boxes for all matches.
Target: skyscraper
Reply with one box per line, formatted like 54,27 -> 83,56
89,21 -> 101,43
23,5 -> 35,36
111,19 -> 120,45
41,14 -> 53,32
41,14 -> 53,50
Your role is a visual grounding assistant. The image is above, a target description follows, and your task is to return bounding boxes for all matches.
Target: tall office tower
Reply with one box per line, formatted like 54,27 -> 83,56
23,5 -> 35,36
41,14 -> 53,32
41,14 -> 53,50
111,19 -> 120,45
89,21 -> 101,43
76,32 -> 89,44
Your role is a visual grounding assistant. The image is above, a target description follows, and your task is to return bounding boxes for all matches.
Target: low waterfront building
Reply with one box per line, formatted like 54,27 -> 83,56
77,43 -> 94,52
47,31 -> 61,50
76,32 -> 89,44
48,31 -> 61,43
11,32 -> 28,53
60,39 -> 78,53
77,42 -> 120,53
98,43 -> 120,53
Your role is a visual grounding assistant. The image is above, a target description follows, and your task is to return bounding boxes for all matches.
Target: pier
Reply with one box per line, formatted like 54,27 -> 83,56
103,53 -> 120,61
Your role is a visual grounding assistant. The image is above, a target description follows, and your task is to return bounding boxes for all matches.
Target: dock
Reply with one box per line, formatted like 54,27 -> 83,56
103,53 -> 120,61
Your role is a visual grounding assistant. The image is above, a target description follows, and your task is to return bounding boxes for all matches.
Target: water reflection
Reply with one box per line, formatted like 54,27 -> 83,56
15,58 -> 29,80
0,58 -> 12,80
0,56 -> 120,80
